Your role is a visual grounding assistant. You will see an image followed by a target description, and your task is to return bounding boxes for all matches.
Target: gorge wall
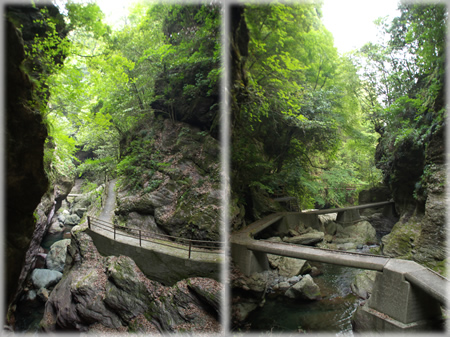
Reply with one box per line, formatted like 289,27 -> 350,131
376,105 -> 447,273
5,5 -> 66,311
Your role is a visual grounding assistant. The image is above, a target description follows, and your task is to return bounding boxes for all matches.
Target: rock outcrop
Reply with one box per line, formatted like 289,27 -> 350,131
41,229 -> 222,333
380,125 -> 447,274
45,239 -> 71,272
116,116 -> 221,242
5,4 -> 67,311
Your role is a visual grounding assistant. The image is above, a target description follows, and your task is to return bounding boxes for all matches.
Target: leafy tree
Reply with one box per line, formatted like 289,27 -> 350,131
356,4 -> 446,201
231,2 -> 382,214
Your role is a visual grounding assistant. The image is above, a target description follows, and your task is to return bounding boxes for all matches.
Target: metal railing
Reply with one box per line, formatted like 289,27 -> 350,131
87,216 -> 224,259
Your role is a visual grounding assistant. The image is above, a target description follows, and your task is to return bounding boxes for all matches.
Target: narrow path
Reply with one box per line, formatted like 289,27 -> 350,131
99,178 -> 117,223
88,179 -> 223,263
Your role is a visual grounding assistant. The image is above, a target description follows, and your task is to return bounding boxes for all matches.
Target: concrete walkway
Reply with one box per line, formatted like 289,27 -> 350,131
231,212 -> 448,305
301,200 -> 394,215
98,178 -> 117,223
87,179 -> 223,263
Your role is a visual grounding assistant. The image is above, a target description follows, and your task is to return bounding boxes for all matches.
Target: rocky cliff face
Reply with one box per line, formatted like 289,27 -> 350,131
5,4 -> 67,316
378,123 -> 447,273
115,115 -> 221,242
6,15 -> 48,308
41,229 -> 222,333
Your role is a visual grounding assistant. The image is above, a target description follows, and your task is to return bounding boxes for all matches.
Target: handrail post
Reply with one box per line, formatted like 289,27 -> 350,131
139,230 -> 141,247
114,225 -> 116,240
189,241 -> 192,259
87,216 -> 91,229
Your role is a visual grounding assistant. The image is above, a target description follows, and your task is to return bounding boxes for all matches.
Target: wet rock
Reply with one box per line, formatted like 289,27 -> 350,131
233,301 -> 258,322
57,213 -> 66,223
319,213 -> 337,229
287,275 -> 302,284
336,242 -> 357,250
364,212 -> 397,233
283,231 -> 324,245
351,270 -> 377,300
31,269 -> 62,290
33,252 -> 47,270
48,218 -> 64,235
381,215 -> 421,259
268,255 -> 310,278
310,266 -> 322,277
46,239 -> 71,272
284,275 -> 321,300
265,236 -> 283,243
324,220 -> 338,236
72,193 -> 93,210
244,273 -> 269,293
117,186 -> 175,215
138,278 -> 222,333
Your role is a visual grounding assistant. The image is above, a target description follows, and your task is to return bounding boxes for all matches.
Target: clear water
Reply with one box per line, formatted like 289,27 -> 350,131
246,263 -> 363,334
40,224 -> 73,251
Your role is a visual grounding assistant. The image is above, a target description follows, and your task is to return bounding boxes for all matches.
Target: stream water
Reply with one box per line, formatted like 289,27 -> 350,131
246,262 -> 364,334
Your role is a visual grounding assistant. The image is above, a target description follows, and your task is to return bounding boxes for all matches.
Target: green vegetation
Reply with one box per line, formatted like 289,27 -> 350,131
20,1 -> 446,220
231,3 -> 383,214
356,4 -> 446,202
21,1 -> 220,192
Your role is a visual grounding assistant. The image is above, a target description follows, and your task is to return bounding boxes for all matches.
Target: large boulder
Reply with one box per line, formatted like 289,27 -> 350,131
31,269 -> 62,290
64,214 -> 81,226
117,186 -> 175,215
351,270 -> 377,300
46,239 -> 71,272
41,230 -> 222,333
267,254 -> 310,278
233,301 -> 259,323
284,274 -> 321,300
323,219 -> 338,236
47,217 -> 65,235
334,221 -> 377,245
124,212 -> 165,234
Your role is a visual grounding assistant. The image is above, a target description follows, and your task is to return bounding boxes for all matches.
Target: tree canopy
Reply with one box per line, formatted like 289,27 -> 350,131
24,1 -> 220,188
231,2 -> 382,216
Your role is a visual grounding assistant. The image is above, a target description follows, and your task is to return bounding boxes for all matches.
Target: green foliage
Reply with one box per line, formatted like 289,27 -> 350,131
116,136 -> 166,193
356,4 -> 446,192
36,1 -> 220,191
232,2 -> 382,213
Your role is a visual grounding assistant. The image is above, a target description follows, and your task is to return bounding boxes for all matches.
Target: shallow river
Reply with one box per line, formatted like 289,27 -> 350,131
246,263 -> 364,334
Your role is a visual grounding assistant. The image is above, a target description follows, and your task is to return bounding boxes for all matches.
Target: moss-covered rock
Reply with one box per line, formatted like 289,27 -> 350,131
334,221 -> 378,246
381,215 -> 421,259
116,116 -> 221,242
41,230 -> 222,333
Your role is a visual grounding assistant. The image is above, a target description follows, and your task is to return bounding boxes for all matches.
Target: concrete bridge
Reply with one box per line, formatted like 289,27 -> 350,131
85,216 -> 223,285
231,208 -> 448,332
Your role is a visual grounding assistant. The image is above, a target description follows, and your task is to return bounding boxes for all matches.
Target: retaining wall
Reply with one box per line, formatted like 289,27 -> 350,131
87,229 -> 221,285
